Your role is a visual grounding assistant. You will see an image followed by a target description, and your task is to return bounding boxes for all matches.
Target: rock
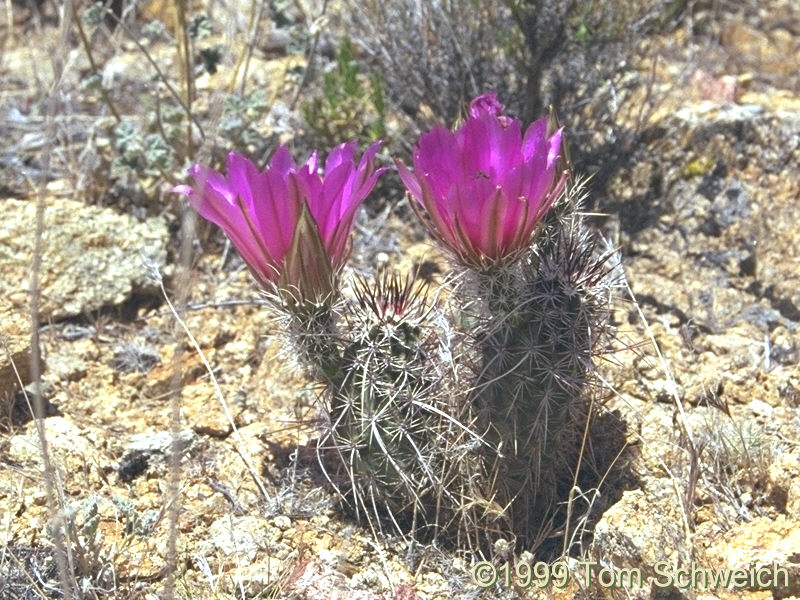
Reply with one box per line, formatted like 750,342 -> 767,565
44,348 -> 88,383
690,69 -> 740,103
285,560 -> 410,600
767,453 -> 800,515
701,515 -> 800,599
201,515 -> 278,560
610,108 -> 800,409
722,20 -> 800,84
6,416 -> 108,493
125,429 -> 195,455
748,399 -> 773,419
214,561 -> 292,598
273,515 -> 292,530
261,28 -> 294,54
181,381 -> 233,437
592,487 -> 691,598
0,197 -> 167,321
0,197 -> 166,395
7,415 -> 90,465
195,513 -> 299,597
616,109 -> 800,318
0,300 -> 33,395
117,429 -> 195,482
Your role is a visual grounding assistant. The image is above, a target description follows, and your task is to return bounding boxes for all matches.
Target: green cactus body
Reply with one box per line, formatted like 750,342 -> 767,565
471,196 -> 616,548
281,186 -> 618,551
318,274 -> 467,534
333,319 -> 437,513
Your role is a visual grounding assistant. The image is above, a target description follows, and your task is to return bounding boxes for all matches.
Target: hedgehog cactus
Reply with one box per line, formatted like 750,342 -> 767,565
473,191 -> 616,546
321,272 -> 488,538
178,96 -> 619,552
327,273 -> 439,515
399,94 -> 617,548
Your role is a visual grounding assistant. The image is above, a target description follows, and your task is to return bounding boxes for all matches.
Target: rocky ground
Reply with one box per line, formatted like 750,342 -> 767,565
1,1 -> 799,599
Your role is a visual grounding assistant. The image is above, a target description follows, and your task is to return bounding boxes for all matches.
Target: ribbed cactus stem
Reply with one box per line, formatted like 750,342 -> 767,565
283,295 -> 344,382
464,183 -> 614,548
313,273 -> 451,530
470,262 -> 525,318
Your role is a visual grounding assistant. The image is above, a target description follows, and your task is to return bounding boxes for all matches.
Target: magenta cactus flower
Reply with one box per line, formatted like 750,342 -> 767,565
174,141 -> 385,300
396,92 -> 566,266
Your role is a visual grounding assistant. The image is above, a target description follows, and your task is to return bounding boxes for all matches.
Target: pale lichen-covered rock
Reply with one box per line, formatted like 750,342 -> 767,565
193,514 -> 294,596
0,299 -> 32,395
591,487 -> 691,597
0,197 -> 167,393
0,197 -> 168,321
6,416 -> 106,494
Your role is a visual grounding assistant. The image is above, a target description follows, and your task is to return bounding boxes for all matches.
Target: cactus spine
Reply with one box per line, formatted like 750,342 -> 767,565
282,272 -> 490,540
468,183 -> 618,548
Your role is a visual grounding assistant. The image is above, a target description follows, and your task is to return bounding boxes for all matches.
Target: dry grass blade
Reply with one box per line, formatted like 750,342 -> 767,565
622,273 -> 697,532
152,261 -> 272,503
23,1 -> 80,597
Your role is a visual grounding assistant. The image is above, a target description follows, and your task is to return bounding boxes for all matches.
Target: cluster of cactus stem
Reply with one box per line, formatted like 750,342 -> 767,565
469,181 -> 618,548
275,178 -> 618,551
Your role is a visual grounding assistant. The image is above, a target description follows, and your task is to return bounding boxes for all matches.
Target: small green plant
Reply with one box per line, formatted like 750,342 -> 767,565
218,89 -> 272,156
303,36 -> 388,150
111,495 -> 160,538
59,495 -> 103,578
47,494 -> 158,590
75,3 -> 275,205
112,119 -> 179,178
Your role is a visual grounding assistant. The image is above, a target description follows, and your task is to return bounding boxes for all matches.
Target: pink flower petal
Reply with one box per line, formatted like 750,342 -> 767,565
226,152 -> 258,212
522,116 -> 549,163
396,159 -> 422,201
269,144 -> 296,177
488,117 -> 523,174
178,142 -> 384,294
398,93 -> 563,265
325,140 -> 357,174
477,187 -> 507,259
358,140 -> 383,173
546,128 -> 563,170
469,92 -> 504,118
318,161 -> 355,243
458,116 -> 492,178
415,126 -> 461,198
